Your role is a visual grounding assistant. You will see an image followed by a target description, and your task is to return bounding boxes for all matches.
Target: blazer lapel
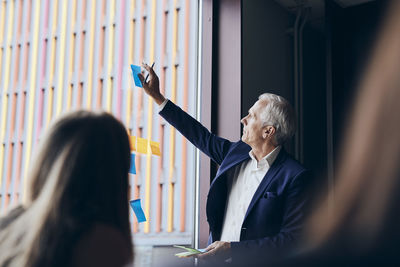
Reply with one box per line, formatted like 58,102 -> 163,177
243,149 -> 287,221
210,144 -> 251,187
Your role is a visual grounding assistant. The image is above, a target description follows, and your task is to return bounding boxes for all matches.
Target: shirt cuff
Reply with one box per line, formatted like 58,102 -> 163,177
159,98 -> 169,111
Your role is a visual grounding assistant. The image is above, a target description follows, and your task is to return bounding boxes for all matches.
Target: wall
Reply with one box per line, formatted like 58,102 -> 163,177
242,0 -> 295,153
328,0 -> 387,161
214,0 -> 241,142
241,0 -> 327,184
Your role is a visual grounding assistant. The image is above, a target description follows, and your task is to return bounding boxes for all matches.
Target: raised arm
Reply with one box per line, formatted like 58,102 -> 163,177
138,63 -> 233,165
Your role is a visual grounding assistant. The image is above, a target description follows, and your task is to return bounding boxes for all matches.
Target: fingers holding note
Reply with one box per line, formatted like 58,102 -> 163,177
137,62 -> 166,105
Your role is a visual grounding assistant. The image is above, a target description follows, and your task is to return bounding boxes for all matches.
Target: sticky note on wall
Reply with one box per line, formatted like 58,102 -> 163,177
129,199 -> 146,223
150,141 -> 161,156
130,65 -> 143,88
137,137 -> 148,154
129,136 -> 136,152
129,153 -> 136,174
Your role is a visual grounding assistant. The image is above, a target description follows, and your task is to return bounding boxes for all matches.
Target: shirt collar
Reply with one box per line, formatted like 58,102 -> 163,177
249,146 -> 281,171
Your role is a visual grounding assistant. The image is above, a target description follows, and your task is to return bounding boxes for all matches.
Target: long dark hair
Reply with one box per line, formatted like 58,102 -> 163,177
0,111 -> 133,266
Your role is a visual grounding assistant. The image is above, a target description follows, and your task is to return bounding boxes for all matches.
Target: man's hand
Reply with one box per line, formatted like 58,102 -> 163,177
198,241 -> 231,261
137,63 -> 166,105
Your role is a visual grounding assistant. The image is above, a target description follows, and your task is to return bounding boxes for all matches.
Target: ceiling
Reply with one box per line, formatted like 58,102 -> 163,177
334,0 -> 376,7
273,0 -> 376,29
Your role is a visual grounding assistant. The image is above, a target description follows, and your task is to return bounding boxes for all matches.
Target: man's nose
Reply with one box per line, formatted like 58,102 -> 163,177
241,117 -> 246,125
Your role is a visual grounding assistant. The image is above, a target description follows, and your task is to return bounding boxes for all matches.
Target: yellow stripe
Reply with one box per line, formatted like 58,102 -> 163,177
72,0 -> 77,24
144,96 -> 153,233
0,16 -> 7,191
7,0 -> 14,44
130,17 -> 135,62
3,46 -> 11,92
125,1 -> 135,128
67,84 -> 73,109
3,1 -> 14,92
0,1 -> 5,44
109,24 -> 114,72
1,1 -> 13,212
0,71 -> 6,148
53,0 -> 58,33
111,0 -> 115,20
143,0 -> 157,233
56,0 -> 67,115
70,34 -> 75,76
0,95 -> 8,148
107,77 -> 113,111
70,1 -> 77,77
167,0 -> 178,233
108,1 -> 115,73
106,8 -> 115,112
46,87 -> 54,126
0,90 -> 8,148
126,89 -> 132,128
149,0 -> 156,61
107,0 -> 115,112
49,37 -> 56,83
23,0 -> 40,199
0,49 -> 2,88
86,0 -> 96,109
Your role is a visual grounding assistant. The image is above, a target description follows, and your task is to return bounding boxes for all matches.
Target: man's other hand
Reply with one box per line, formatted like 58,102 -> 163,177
198,241 -> 231,261
138,63 -> 165,105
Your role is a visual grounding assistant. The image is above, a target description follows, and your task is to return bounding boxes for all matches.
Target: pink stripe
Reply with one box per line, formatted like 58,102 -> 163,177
44,0 -> 50,29
40,40 -> 47,85
36,0 -> 50,143
116,0 -> 126,118
35,89 -> 45,142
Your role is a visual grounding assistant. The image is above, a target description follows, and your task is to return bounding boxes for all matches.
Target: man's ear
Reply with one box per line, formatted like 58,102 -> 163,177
263,126 -> 275,139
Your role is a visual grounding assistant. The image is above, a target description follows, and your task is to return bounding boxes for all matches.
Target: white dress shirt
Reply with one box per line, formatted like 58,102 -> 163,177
220,146 -> 281,242
159,98 -> 169,111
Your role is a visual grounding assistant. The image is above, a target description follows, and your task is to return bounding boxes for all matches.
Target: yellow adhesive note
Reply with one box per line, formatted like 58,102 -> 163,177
137,137 -> 148,154
150,141 -> 161,156
129,136 -> 136,151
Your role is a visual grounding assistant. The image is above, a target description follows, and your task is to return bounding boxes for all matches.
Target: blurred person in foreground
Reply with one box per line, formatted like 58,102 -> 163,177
0,111 -> 133,267
272,1 -> 400,266
138,65 -> 312,264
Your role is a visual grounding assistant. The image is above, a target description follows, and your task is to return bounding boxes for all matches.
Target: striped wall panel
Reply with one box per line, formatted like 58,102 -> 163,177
0,0 -> 198,246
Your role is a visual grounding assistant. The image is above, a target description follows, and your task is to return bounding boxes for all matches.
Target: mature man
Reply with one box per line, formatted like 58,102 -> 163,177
138,64 -> 311,262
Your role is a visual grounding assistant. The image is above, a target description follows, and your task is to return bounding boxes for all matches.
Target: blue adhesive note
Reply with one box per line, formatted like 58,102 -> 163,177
130,199 -> 147,223
130,64 -> 143,88
129,153 -> 136,174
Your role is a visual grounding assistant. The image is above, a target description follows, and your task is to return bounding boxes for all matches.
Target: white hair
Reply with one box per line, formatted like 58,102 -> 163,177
258,93 -> 296,145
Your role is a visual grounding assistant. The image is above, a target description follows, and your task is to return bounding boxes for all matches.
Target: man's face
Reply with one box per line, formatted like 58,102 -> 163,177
241,100 -> 267,147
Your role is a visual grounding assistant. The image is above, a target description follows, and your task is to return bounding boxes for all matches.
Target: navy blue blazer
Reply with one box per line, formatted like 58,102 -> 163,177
160,100 -> 311,256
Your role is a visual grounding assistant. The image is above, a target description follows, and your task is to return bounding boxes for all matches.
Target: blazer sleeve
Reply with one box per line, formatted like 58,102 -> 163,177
230,170 -> 312,259
159,100 -> 233,165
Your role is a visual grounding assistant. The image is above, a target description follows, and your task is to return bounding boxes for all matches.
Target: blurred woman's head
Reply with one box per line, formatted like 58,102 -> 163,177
0,110 -> 133,266
304,0 -> 400,260
28,110 -> 131,226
